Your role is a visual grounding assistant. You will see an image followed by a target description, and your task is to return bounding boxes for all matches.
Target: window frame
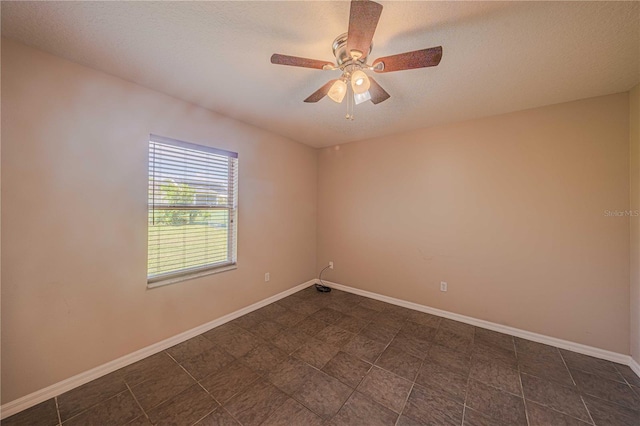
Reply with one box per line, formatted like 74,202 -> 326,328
147,134 -> 238,288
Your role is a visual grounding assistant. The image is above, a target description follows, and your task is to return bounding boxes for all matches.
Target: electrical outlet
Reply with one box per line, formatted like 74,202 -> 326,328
329,261 -> 334,269
265,272 -> 270,282
440,281 -> 447,292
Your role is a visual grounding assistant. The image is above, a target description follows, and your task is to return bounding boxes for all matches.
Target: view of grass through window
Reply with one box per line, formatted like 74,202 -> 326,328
147,214 -> 229,277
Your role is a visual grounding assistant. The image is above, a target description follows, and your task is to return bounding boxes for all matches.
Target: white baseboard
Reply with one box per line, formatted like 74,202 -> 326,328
0,279 -> 316,420
321,279 -> 637,369
630,357 -> 640,377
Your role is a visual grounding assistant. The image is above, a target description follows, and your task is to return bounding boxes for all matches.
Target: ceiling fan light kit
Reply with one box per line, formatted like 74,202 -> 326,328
270,0 -> 443,120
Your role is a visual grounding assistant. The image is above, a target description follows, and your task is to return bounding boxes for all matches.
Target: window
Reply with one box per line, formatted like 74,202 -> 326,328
147,135 -> 238,286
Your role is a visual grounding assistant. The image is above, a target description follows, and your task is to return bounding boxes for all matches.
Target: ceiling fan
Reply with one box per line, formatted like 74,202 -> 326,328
270,0 -> 442,119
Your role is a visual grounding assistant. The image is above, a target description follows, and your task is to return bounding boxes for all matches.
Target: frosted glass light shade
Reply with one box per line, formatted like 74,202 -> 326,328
351,70 -> 370,94
328,80 -> 347,103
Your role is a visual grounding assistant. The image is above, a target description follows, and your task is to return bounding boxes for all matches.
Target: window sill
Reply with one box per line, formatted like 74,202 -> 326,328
147,264 -> 237,289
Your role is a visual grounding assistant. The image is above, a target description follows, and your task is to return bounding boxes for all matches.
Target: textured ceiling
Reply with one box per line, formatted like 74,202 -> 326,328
2,1 -> 639,148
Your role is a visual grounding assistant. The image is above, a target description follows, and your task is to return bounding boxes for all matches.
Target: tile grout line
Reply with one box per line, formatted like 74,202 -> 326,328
513,331 -> 528,424
137,350 -> 205,417
469,374 -> 530,399
512,335 -> 529,426
283,352 -> 344,421
629,383 -> 640,399
496,373 -> 600,424
59,388 -> 132,425
578,394 -> 597,426
557,348 -> 578,387
463,335 -> 526,399
472,331 -> 557,425
574,380 -> 640,414
395,382 -> 415,426
516,357 -> 531,426
188,407 -> 217,426
217,374 -> 262,411
516,340 -> 598,425
467,325 -> 477,426
289,394 -> 328,421
326,378 -> 358,422
195,380 -> 221,406
166,351 -> 199,383
54,396 -> 62,426
300,304 -> 401,423
522,399 -> 534,426
402,317 -> 461,424
612,362 -> 636,389
227,330 -> 295,423
220,406 -> 244,426
408,316 -> 469,424
396,340 -> 422,426
556,349 -> 640,418
125,382 -> 150,422
518,366 -> 610,425
612,363 -> 640,397
550,350 -> 602,425
256,390 -> 290,426
309,307 -> 379,423
461,358 -> 474,426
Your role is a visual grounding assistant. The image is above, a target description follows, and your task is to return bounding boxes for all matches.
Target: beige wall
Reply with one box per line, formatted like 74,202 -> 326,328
318,93 -> 630,354
0,39 -> 317,403
631,84 -> 640,364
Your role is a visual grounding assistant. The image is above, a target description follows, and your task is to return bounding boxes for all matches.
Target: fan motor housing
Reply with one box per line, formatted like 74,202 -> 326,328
332,32 -> 372,66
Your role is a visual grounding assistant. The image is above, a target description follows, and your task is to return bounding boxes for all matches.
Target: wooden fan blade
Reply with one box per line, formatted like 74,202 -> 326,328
368,77 -> 390,104
271,54 -> 333,70
346,0 -> 383,60
304,79 -> 338,103
373,46 -> 443,73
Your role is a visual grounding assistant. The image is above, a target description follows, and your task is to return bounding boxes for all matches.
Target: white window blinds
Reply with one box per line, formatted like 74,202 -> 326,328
148,135 -> 238,284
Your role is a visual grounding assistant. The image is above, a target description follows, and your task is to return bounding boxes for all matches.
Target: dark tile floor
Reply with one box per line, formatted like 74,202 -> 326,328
3,285 -> 640,425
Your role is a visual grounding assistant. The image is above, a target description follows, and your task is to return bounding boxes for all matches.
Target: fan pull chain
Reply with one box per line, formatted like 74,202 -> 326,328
346,83 -> 354,120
